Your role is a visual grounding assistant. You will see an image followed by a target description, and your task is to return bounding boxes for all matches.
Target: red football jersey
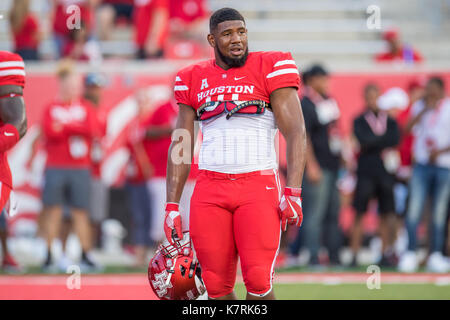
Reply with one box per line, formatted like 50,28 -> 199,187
0,51 -> 26,189
42,99 -> 96,169
174,51 -> 300,110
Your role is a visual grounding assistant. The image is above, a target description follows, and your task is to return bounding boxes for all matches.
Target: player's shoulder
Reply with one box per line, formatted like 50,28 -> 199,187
176,59 -> 215,78
0,50 -> 24,63
251,51 -> 295,64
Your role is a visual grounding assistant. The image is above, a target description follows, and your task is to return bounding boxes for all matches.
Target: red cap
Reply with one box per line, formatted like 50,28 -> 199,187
383,29 -> 399,41
407,78 -> 426,92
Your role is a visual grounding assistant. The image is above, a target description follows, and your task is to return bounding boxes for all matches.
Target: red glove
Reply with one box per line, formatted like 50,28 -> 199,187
164,202 -> 183,245
278,187 -> 303,232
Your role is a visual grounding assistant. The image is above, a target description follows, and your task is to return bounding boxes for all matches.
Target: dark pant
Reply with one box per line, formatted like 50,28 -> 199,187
406,164 -> 450,252
289,169 -> 342,263
126,182 -> 153,247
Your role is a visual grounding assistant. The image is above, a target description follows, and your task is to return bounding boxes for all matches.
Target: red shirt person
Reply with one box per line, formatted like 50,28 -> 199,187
375,29 -> 424,64
0,51 -> 28,212
134,0 -> 170,59
9,0 -> 41,60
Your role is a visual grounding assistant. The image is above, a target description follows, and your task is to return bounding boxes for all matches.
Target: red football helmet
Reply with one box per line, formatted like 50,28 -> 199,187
148,232 -> 206,300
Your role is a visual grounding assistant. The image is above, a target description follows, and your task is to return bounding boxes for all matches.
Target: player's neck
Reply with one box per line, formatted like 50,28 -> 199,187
214,57 -> 231,71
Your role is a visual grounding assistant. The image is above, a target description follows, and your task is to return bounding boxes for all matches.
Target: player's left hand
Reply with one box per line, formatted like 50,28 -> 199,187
278,187 -> 303,232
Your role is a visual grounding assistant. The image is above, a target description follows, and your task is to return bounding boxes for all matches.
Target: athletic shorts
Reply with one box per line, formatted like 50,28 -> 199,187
353,172 -> 395,215
0,182 -> 12,213
42,168 -> 91,211
190,169 -> 282,298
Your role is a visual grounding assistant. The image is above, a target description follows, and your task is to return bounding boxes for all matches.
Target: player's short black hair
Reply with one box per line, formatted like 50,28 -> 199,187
209,8 -> 245,33
428,76 -> 445,90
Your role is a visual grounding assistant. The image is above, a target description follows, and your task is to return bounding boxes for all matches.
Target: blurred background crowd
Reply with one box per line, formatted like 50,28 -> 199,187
0,0 -> 449,274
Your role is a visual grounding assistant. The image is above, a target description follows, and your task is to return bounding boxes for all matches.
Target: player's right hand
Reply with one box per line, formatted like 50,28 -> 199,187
278,187 -> 303,232
164,202 -> 183,245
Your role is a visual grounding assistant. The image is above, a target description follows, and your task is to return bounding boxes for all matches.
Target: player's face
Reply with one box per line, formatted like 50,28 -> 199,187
209,20 -> 248,68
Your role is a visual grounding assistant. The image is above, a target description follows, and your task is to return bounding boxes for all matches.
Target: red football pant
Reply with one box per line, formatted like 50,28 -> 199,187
190,169 -> 282,298
0,182 -> 11,213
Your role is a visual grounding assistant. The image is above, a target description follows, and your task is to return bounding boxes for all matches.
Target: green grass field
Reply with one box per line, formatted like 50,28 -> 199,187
234,283 -> 450,300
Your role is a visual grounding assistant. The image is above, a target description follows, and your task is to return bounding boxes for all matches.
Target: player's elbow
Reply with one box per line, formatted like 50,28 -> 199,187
18,116 -> 27,139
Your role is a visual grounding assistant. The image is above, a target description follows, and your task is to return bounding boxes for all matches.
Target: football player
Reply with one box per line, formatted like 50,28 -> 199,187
164,8 -> 306,300
0,51 -> 27,213
0,51 -> 27,271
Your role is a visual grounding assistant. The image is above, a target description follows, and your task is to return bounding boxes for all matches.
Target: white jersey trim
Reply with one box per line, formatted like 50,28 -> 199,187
0,69 -> 26,77
266,68 -> 299,79
0,61 -> 25,69
174,85 -> 189,91
273,60 -> 297,68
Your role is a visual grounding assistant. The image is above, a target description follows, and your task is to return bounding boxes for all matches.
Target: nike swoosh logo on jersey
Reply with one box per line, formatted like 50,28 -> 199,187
234,76 -> 246,81
4,132 -> 14,137
266,186 -> 275,190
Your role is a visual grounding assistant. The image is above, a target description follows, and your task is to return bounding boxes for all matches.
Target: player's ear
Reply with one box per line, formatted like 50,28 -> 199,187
207,34 -> 215,48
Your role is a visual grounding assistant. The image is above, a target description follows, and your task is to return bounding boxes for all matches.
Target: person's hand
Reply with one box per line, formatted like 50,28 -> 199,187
278,187 -> 303,232
164,202 -> 183,245
307,163 -> 322,184
429,148 -> 440,164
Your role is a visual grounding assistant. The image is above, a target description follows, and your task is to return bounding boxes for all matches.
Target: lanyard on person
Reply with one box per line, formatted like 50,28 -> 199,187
364,110 -> 387,136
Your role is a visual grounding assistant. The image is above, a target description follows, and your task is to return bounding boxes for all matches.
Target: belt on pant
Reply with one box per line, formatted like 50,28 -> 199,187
199,169 -> 276,180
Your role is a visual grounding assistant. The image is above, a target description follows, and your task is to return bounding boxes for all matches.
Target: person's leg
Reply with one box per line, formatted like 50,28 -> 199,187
350,175 -> 373,263
304,173 -> 329,264
190,174 -> 238,300
41,168 -> 66,265
322,170 -> 342,264
0,210 -> 7,259
405,164 -> 432,251
430,167 -> 450,253
69,169 -> 93,256
148,178 -> 166,243
234,172 -> 281,300
377,174 -> 397,255
126,182 -> 151,266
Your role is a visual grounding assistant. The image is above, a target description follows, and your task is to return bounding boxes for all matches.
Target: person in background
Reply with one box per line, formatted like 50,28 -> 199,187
51,0 -> 99,58
40,60 -> 98,272
351,83 -> 400,267
97,0 -> 134,41
62,22 -> 103,63
288,65 -> 343,267
169,0 -> 208,40
375,29 -> 424,64
83,73 -> 109,249
144,97 -> 192,245
125,89 -> 154,267
399,77 -> 450,273
9,0 -> 41,61
393,80 -> 426,255
134,0 -> 169,59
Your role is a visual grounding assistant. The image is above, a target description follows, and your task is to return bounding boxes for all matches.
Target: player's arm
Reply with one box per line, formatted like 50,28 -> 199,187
271,87 -> 306,187
164,103 -> 197,243
271,87 -> 306,231
0,85 -> 27,152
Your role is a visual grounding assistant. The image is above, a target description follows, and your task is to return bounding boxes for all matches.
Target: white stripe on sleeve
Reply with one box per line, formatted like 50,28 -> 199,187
273,60 -> 297,68
174,85 -> 189,91
266,68 -> 299,79
0,61 -> 25,69
0,69 -> 26,77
